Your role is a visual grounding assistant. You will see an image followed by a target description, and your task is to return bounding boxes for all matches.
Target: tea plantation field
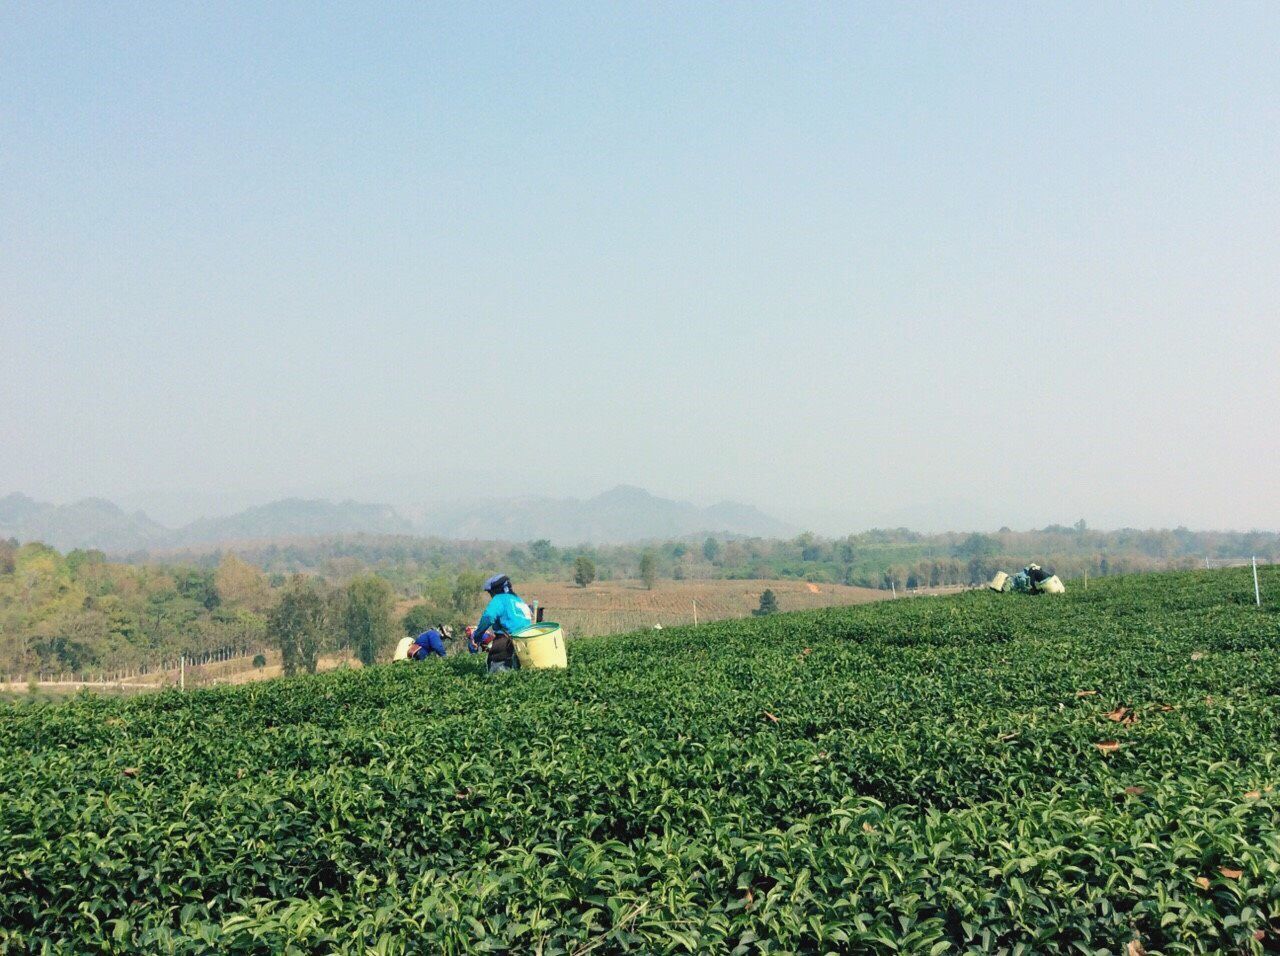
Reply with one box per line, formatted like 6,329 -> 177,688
2,568 -> 1278,953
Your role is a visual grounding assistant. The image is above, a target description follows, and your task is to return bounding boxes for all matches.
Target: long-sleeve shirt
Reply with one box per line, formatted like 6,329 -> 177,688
411,629 -> 447,659
474,593 -> 533,644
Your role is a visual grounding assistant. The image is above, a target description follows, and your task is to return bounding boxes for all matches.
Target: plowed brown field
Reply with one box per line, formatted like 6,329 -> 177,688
521,578 -> 891,637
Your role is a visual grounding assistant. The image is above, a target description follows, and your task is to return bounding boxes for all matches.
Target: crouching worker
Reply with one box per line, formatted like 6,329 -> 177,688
1002,563 -> 1066,594
408,626 -> 449,660
1025,564 -> 1051,591
465,625 -> 481,654
473,574 -> 533,674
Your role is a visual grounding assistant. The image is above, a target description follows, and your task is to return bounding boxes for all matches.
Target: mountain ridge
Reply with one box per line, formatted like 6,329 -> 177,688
0,487 -> 793,552
0,493 -> 168,552
415,485 -> 794,543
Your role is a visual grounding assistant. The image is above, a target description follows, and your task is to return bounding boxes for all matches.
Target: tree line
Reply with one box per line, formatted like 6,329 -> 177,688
4,522 -> 1277,677
148,524 -> 1280,592
0,542 -> 415,680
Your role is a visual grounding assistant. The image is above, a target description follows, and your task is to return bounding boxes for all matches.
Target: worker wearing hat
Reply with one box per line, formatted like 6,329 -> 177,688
473,574 -> 533,673
408,625 -> 449,660
1024,563 -> 1053,593
465,625 -> 481,654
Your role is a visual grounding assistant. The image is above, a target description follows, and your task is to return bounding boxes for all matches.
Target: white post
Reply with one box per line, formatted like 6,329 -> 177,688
692,600 -> 698,626
180,655 -> 185,692
891,581 -> 897,599
1254,556 -> 1262,607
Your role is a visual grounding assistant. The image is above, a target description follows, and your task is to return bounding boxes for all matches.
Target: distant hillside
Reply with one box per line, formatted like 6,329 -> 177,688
0,487 -> 792,552
0,493 -> 167,552
416,485 -> 795,543
0,494 -> 412,553
172,498 -> 412,545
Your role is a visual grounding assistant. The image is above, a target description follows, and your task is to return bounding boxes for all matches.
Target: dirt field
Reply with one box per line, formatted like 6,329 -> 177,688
519,578 -> 892,637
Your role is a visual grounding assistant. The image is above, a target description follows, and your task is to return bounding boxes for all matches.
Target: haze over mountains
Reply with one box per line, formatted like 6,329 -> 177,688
0,495 -> 169,553
409,485 -> 793,545
0,486 -> 795,553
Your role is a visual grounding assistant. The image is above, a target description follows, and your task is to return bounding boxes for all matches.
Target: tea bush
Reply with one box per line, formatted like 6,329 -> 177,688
1,567 -> 1278,953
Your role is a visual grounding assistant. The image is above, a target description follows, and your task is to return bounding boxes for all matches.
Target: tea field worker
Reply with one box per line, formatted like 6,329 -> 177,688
1025,564 -> 1053,593
482,631 -> 518,674
465,625 -> 481,655
474,574 -> 533,674
409,627 -> 448,660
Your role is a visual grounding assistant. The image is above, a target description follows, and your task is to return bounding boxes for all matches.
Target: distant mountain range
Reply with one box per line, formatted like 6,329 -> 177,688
0,486 -> 794,553
0,494 -> 169,552
415,485 -> 795,543
178,498 -> 413,544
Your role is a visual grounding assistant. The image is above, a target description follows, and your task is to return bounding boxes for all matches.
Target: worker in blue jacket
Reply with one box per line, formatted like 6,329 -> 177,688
474,574 -> 533,673
409,627 -> 448,660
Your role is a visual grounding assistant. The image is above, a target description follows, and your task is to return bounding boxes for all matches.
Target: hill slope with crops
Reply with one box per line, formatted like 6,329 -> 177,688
2,567 -> 1279,953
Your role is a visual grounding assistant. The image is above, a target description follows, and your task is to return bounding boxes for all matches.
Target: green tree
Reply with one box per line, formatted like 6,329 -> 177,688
268,575 -> 328,676
344,575 -> 394,667
702,537 -> 721,563
452,571 -> 486,616
402,573 -> 479,642
419,575 -> 453,610
0,538 -> 18,575
753,589 -> 779,616
173,568 -> 221,611
215,553 -> 269,612
957,533 -> 999,559
795,532 -> 822,562
402,603 -> 438,636
885,566 -> 908,590
573,556 -> 596,588
407,576 -> 452,631
298,603 -> 327,672
639,552 -> 657,590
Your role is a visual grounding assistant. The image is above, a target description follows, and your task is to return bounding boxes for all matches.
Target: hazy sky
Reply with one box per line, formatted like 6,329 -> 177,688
3,2 -> 1278,532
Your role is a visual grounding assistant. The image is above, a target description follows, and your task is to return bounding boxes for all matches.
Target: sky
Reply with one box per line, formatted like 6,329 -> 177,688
2,2 -> 1278,533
